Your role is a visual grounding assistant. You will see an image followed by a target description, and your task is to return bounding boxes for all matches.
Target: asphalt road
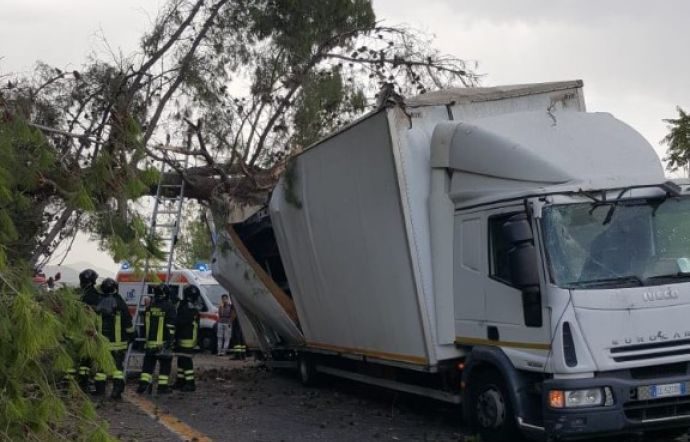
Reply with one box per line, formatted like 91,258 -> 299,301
100,355 -> 690,442
101,354 -> 468,441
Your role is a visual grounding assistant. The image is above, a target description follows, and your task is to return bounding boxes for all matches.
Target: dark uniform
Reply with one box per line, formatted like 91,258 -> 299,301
75,269 -> 100,390
175,285 -> 201,392
94,278 -> 134,399
137,284 -> 177,394
230,304 -> 247,360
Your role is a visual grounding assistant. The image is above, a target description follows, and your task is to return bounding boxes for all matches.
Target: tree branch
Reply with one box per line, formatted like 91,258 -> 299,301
143,0 -> 230,145
30,208 -> 74,266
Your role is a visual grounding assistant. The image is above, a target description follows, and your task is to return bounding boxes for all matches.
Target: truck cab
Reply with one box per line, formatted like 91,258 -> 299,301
432,109 -> 690,439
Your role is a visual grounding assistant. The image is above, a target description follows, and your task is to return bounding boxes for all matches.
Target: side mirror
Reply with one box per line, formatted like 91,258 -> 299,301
503,213 -> 539,289
503,213 -> 542,327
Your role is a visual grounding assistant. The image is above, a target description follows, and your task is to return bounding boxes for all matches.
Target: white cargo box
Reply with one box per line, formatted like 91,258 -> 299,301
269,81 -> 586,368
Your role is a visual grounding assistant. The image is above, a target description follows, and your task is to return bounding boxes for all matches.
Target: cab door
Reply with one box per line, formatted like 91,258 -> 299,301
483,207 -> 551,356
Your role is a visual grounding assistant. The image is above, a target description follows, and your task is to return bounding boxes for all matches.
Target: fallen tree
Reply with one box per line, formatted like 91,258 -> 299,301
1,0 -> 477,268
0,2 -> 477,436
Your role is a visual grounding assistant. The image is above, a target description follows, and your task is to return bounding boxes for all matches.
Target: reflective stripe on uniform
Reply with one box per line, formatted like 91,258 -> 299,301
184,369 -> 194,381
112,370 -> 124,380
64,368 -> 76,380
79,366 -> 90,375
114,313 -> 121,346
179,339 -> 195,348
158,375 -> 169,385
94,372 -> 107,381
140,372 -> 152,383
145,311 -> 151,342
157,317 -> 164,345
109,342 -> 128,351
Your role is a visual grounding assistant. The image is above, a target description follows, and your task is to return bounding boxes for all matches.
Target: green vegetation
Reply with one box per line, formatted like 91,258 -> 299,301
663,106 -> 690,174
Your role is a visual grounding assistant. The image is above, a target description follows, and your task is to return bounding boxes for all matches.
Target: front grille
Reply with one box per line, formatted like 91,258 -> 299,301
610,340 -> 690,363
630,362 -> 688,380
614,348 -> 690,363
624,396 -> 690,421
611,338 -> 690,354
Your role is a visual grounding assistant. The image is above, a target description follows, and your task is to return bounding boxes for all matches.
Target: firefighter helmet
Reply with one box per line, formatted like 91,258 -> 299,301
182,285 -> 201,303
152,283 -> 171,302
79,269 -> 99,288
100,278 -> 118,295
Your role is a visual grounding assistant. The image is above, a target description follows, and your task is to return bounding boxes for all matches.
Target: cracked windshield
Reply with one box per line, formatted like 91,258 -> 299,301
542,197 -> 690,289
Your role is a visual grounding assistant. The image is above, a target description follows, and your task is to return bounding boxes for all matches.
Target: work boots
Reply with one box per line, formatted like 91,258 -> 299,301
93,381 -> 106,397
181,381 -> 196,392
136,381 -> 151,395
111,380 -> 124,400
173,375 -> 185,390
78,375 -> 90,393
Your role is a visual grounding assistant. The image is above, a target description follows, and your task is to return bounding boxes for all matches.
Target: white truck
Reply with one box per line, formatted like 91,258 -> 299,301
117,266 -> 226,352
211,80 -> 690,441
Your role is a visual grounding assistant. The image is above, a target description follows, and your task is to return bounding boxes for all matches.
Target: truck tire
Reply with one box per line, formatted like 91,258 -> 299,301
468,369 -> 523,442
298,355 -> 318,386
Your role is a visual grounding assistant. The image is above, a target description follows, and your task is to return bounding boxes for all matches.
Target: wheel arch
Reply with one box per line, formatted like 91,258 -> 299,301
461,345 -> 537,427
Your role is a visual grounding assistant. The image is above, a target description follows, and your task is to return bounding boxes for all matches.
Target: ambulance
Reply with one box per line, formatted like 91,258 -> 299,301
116,263 -> 227,352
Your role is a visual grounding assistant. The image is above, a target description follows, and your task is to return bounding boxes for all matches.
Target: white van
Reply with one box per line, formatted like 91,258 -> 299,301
116,265 -> 228,353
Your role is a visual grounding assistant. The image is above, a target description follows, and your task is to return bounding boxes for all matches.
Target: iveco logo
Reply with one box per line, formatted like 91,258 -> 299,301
642,288 -> 679,302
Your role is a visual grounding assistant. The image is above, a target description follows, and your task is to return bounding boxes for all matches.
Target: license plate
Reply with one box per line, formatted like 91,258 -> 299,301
650,383 -> 686,398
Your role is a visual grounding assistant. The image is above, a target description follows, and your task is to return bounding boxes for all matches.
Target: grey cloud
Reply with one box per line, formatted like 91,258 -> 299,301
379,0 -> 690,26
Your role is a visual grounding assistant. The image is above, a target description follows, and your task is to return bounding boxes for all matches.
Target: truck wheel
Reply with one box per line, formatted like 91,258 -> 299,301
298,355 -> 318,386
469,370 -> 522,442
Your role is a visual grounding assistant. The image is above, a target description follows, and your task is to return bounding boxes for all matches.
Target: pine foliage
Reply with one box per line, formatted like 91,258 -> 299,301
0,282 -> 115,441
663,106 -> 690,174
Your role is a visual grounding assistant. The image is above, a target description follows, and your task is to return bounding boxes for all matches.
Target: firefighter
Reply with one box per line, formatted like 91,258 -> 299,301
79,268 -> 100,307
93,278 -> 134,399
75,268 -> 101,391
137,284 -> 177,394
175,285 -> 201,392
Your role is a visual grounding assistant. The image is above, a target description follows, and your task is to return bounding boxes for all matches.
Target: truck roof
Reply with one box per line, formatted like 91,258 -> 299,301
432,110 -> 665,207
406,80 -> 583,107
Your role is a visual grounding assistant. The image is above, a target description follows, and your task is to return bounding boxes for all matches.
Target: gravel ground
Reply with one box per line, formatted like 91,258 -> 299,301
101,354 -> 690,442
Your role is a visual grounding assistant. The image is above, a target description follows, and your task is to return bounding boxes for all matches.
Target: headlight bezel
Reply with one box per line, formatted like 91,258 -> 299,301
549,387 -> 615,409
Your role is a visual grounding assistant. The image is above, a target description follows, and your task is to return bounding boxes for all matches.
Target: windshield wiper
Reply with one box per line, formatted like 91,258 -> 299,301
569,275 -> 644,289
644,273 -> 690,284
584,181 -> 683,225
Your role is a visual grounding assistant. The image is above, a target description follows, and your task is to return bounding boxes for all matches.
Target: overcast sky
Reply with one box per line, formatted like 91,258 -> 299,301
1,0 -> 688,273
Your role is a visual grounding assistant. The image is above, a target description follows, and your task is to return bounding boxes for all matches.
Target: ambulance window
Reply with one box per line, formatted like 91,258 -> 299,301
146,284 -> 180,299
489,213 -> 519,286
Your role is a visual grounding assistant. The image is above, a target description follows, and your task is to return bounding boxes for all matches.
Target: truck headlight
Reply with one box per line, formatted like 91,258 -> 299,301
549,387 -> 614,408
